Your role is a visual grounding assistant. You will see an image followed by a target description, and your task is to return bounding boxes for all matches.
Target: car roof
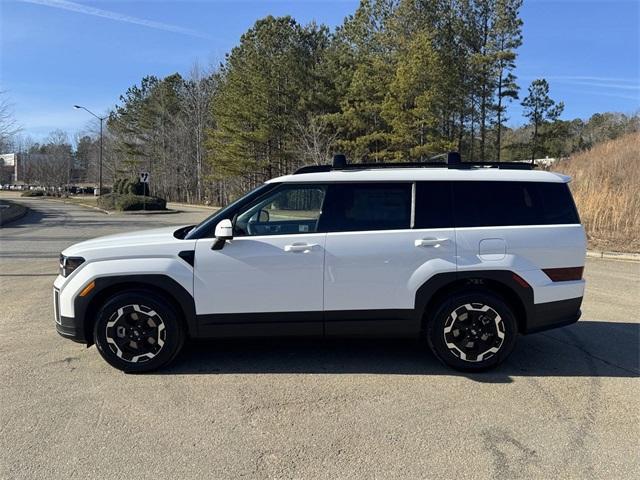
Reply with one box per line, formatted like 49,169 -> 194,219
268,167 -> 570,184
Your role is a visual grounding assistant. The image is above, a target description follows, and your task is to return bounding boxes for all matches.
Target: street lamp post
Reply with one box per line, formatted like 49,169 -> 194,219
74,105 -> 106,195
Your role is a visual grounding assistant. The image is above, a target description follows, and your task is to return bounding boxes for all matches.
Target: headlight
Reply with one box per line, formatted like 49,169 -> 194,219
59,254 -> 85,277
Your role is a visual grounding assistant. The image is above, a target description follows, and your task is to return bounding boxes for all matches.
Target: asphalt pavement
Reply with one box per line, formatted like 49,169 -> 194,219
1,195 -> 639,479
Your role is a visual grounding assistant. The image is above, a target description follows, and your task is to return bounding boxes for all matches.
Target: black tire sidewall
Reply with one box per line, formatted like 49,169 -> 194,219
427,291 -> 518,372
93,291 -> 184,373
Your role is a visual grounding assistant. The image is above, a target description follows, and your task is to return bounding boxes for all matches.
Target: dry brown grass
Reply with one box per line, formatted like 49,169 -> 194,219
555,132 -> 640,252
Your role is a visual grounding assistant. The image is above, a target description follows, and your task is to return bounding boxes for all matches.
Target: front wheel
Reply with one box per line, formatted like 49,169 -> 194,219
426,291 -> 518,372
93,291 -> 185,373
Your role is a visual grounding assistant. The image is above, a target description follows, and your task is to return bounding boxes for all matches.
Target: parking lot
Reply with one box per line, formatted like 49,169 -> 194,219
1,195 -> 639,479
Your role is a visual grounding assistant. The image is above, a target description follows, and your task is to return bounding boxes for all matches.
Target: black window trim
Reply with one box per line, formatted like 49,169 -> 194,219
189,179 -> 577,239
410,182 -> 416,228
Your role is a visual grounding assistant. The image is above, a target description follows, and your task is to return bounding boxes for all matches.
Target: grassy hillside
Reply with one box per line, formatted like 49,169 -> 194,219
555,132 -> 640,252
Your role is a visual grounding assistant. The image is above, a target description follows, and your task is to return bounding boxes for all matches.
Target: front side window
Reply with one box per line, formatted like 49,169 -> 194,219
320,183 -> 412,232
234,184 -> 326,236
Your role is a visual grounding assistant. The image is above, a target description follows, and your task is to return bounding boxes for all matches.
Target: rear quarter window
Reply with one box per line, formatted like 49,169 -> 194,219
453,181 -> 580,227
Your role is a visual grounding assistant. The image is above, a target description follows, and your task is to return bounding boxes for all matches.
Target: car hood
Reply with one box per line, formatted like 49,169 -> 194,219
62,225 -> 190,258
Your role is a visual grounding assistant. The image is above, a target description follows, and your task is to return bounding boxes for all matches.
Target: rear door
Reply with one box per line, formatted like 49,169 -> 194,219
321,182 -> 456,336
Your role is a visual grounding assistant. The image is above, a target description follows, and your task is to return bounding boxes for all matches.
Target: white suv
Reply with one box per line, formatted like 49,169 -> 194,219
54,154 -> 586,372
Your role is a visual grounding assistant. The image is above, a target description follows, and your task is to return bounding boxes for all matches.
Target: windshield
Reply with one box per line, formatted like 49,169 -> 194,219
185,183 -> 273,239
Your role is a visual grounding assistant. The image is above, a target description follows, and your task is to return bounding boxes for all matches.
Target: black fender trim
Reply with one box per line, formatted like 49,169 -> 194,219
415,270 -> 534,333
74,275 -> 197,343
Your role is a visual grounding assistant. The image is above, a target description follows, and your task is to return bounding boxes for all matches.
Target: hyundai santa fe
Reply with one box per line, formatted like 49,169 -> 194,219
54,154 -> 586,372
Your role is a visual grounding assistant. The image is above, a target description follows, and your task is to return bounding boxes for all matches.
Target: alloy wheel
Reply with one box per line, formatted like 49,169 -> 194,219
443,302 -> 505,362
105,304 -> 166,363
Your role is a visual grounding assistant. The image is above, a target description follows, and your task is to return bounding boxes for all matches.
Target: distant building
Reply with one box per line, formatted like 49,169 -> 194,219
514,156 -> 559,168
533,156 -> 558,168
0,153 -> 17,183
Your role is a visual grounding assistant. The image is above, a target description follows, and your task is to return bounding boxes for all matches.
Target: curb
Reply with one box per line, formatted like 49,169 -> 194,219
48,198 -> 180,215
16,195 -> 214,216
44,197 -> 111,215
0,202 -> 29,226
71,202 -> 180,215
117,209 -> 180,215
70,201 -> 111,215
167,202 -> 219,211
586,250 -> 640,262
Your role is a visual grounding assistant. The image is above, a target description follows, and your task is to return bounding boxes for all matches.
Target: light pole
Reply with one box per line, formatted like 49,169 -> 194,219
74,105 -> 106,195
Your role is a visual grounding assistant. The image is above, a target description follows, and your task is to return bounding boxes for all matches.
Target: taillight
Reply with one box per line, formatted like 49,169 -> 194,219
542,266 -> 584,282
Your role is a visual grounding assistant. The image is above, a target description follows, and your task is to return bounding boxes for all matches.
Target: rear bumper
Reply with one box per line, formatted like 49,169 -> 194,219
525,297 -> 583,334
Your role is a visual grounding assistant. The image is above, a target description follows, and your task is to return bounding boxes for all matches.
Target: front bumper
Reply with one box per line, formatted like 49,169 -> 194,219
54,288 -> 85,343
525,296 -> 583,334
56,319 -> 86,343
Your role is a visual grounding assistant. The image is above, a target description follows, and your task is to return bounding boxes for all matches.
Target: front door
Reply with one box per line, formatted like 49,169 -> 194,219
194,184 -> 327,337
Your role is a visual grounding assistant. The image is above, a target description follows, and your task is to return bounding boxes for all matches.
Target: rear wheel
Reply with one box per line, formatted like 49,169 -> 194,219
93,291 -> 184,373
426,291 -> 518,371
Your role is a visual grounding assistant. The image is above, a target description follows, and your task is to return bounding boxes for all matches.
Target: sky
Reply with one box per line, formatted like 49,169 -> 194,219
1,0 -> 638,142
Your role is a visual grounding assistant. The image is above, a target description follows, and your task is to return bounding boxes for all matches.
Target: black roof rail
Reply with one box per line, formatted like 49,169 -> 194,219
293,152 -> 536,174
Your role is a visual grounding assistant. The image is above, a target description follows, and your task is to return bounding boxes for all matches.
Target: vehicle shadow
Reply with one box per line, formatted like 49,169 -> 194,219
161,320 -> 639,381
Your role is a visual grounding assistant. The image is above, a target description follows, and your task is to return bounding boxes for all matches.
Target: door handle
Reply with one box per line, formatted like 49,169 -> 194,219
415,237 -> 448,248
284,243 -> 317,253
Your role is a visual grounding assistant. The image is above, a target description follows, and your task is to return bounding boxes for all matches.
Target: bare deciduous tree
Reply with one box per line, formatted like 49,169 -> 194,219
295,115 -> 339,166
0,91 -> 21,152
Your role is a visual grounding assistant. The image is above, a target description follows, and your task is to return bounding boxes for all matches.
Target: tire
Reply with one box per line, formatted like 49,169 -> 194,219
426,290 -> 518,372
93,290 -> 185,373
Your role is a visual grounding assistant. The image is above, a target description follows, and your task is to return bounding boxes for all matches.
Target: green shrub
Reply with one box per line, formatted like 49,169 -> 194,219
113,178 -> 147,196
20,190 -> 44,197
96,193 -> 116,210
123,180 -> 131,195
129,181 -> 147,196
113,178 -> 123,195
116,194 -> 166,211
97,193 -> 165,211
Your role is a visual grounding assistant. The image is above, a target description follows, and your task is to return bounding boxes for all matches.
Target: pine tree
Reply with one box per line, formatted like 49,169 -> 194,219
208,16 -> 330,192
382,32 -> 452,160
491,0 -> 522,160
325,0 -> 397,161
521,79 -> 564,160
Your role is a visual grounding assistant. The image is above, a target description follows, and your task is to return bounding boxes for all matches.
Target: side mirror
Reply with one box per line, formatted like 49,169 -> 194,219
258,209 -> 270,222
212,219 -> 233,250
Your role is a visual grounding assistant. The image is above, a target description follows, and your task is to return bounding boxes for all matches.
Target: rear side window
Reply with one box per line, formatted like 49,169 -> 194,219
453,181 -> 580,227
320,183 -> 412,232
415,182 -> 454,228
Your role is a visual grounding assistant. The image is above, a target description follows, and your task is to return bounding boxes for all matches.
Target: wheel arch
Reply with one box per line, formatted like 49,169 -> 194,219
76,275 -> 197,345
415,271 -> 533,334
